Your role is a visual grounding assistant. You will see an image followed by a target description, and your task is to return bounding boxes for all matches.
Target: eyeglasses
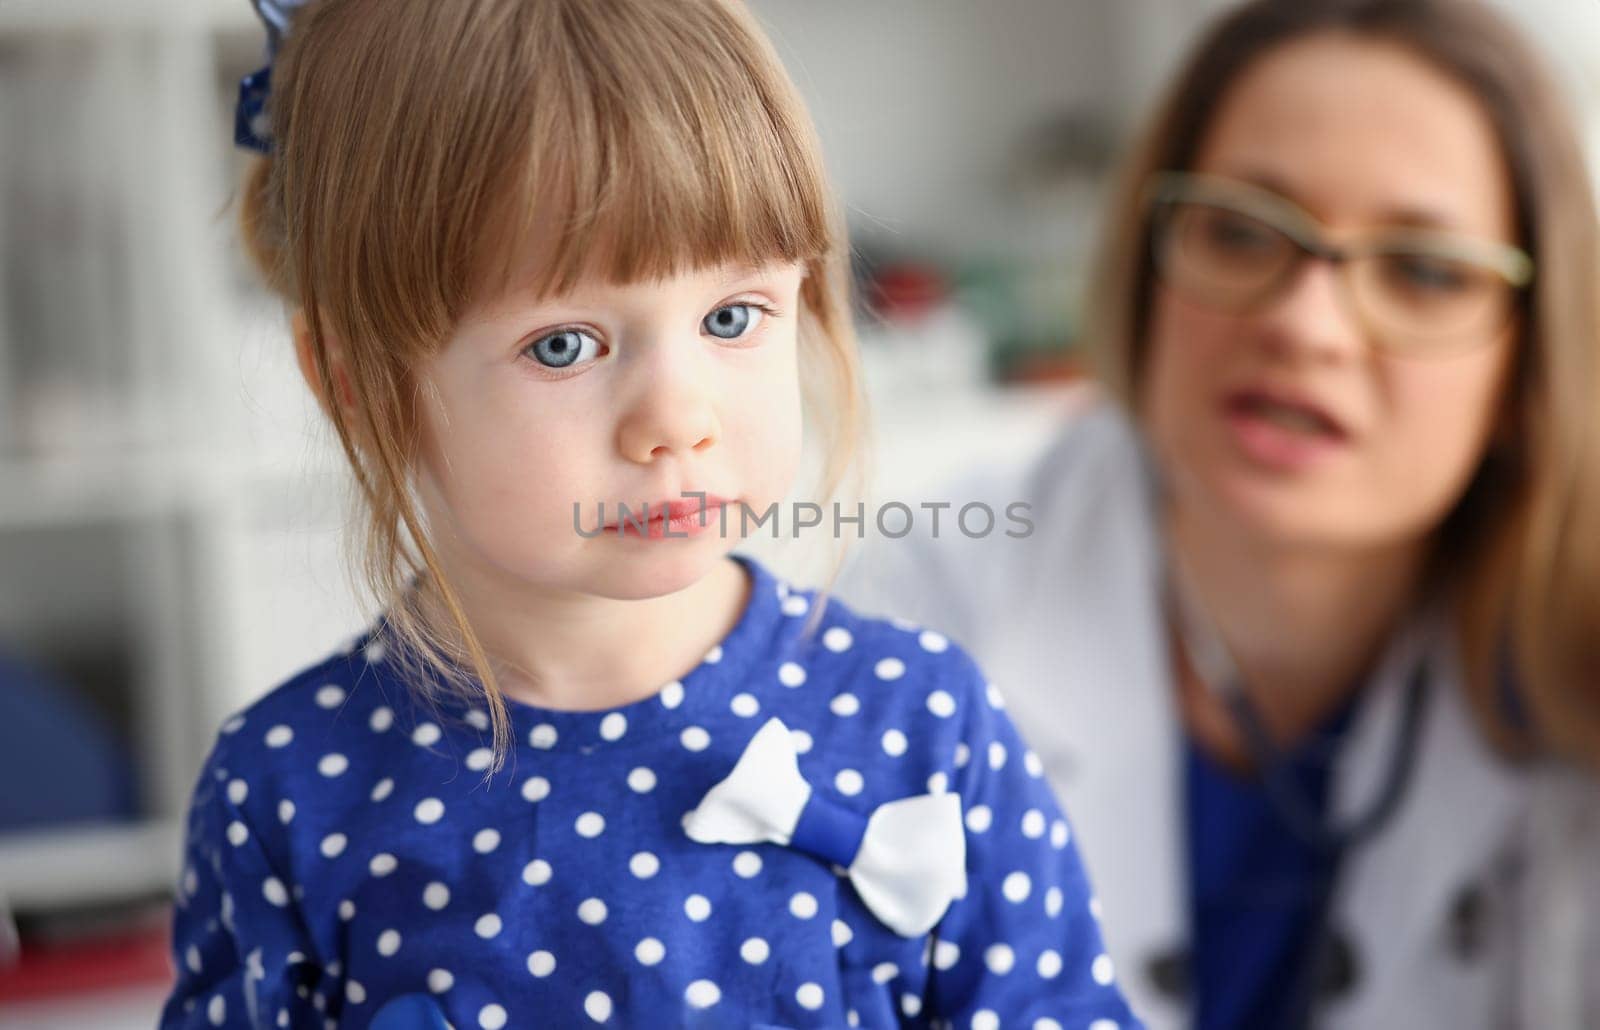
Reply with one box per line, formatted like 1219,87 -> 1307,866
1144,172 -> 1534,356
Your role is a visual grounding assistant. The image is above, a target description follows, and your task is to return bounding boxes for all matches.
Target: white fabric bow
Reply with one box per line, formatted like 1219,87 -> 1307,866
682,718 -> 966,937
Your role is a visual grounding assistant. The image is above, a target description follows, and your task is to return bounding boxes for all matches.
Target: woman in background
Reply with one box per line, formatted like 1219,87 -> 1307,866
843,0 -> 1600,1026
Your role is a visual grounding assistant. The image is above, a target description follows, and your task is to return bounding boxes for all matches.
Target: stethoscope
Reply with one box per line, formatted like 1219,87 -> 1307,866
1165,566 -> 1432,1028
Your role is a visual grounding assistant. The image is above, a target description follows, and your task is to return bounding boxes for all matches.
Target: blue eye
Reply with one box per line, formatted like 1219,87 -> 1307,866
702,304 -> 762,341
526,329 -> 600,369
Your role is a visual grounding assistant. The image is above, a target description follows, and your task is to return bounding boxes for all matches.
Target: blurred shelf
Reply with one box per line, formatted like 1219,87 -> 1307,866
0,819 -> 179,912
0,0 -> 255,34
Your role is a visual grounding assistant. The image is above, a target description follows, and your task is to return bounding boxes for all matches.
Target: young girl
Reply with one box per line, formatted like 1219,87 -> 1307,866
162,1 -> 1139,1027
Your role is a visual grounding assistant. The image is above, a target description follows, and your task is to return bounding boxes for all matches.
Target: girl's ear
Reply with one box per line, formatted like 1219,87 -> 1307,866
291,308 -> 357,413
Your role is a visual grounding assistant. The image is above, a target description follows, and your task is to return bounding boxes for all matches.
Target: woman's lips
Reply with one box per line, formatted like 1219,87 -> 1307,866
1222,388 -> 1350,472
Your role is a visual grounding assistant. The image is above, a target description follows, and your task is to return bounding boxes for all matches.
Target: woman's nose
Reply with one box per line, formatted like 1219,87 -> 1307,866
1254,258 -> 1368,364
615,342 -> 722,465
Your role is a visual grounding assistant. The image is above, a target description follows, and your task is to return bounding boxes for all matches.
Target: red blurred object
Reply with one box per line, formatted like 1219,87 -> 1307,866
0,913 -> 172,1003
869,263 -> 948,322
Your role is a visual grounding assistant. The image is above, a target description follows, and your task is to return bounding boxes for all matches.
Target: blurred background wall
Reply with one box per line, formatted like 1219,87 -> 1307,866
0,0 -> 1596,1024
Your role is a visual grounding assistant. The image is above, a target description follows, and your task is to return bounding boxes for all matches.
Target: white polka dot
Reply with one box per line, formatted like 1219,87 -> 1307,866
791,729 -> 814,754
732,851 -> 762,878
934,941 -> 961,970
577,898 -> 607,925
345,980 -> 366,1004
265,725 -> 293,748
478,1004 -> 507,1029
315,685 -> 345,709
965,806 -> 993,833
685,894 -> 712,921
377,930 -> 401,957
575,812 -> 605,838
781,594 -> 810,616
927,691 -> 956,718
221,714 -> 245,735
1025,750 -> 1045,778
1051,820 -> 1070,849
740,937 -> 769,964
989,742 -> 1008,770
985,944 -> 1015,975
1046,886 -> 1064,917
1035,1021 -> 1064,1030
1037,949 -> 1063,979
369,707 -> 394,733
369,853 -> 398,877
521,776 -> 551,802
528,723 -> 557,749
423,882 -> 450,910
208,995 -> 226,1025
685,980 -> 722,1008
523,860 -> 552,886
730,693 -> 760,717
227,822 -> 249,847
428,968 -> 454,992
973,1011 -> 999,1030
835,769 -> 864,796
986,682 -> 1006,709
927,772 -> 949,794
227,779 -> 249,805
822,627 -> 853,652
954,742 -> 971,768
635,938 -> 665,965
627,767 -> 655,793
830,693 -> 861,717
599,713 -> 627,741
796,983 -> 824,1010
364,640 -> 387,663
918,630 -> 948,653
832,919 -> 853,947
526,951 -> 554,977
584,991 -> 612,1023
186,945 -> 202,974
339,900 -> 355,921
704,644 -> 723,664
466,748 -> 493,772
414,798 -> 445,824
1092,953 -> 1115,986
778,662 -> 807,687
475,913 -> 502,939
1021,809 -> 1047,838
1003,872 -> 1032,902
680,726 -> 710,751
881,729 -> 908,757
789,892 -> 818,919
412,723 -> 442,748
902,994 -> 923,1017
370,778 -> 394,803
627,851 -> 661,880
465,709 -> 490,731
473,828 -> 501,854
262,878 -> 289,907
1089,1021 -> 1118,1030
319,833 -> 347,858
659,681 -> 685,708
874,657 -> 906,681
318,754 -> 349,778
871,962 -> 898,984
1090,895 -> 1104,920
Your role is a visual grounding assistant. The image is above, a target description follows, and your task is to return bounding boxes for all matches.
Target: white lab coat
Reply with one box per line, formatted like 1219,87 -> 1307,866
837,402 -> 1600,1029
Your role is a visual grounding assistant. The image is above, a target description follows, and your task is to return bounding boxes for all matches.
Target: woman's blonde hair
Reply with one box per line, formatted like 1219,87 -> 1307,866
239,0 -> 863,756
1086,0 -> 1600,765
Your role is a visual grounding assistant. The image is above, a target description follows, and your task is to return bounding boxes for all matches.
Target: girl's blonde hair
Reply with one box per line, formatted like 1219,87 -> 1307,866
239,0 -> 863,756
1086,0 -> 1600,766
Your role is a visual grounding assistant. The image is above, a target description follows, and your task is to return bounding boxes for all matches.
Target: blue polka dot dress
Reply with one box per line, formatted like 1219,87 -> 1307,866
162,557 -> 1141,1029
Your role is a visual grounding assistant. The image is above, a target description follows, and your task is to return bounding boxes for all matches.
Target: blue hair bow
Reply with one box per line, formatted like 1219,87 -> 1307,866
235,0 -> 309,153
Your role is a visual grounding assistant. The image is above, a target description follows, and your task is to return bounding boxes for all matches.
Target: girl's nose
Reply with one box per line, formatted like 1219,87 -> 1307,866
1254,258 -> 1368,364
615,343 -> 722,465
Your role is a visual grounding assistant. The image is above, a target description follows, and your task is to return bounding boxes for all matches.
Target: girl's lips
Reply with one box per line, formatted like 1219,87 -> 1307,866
604,496 -> 730,540
1222,389 -> 1350,472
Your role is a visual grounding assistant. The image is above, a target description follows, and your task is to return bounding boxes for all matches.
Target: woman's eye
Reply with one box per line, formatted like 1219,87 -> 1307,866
702,303 -> 763,341
525,329 -> 601,369
1383,254 -> 1471,293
